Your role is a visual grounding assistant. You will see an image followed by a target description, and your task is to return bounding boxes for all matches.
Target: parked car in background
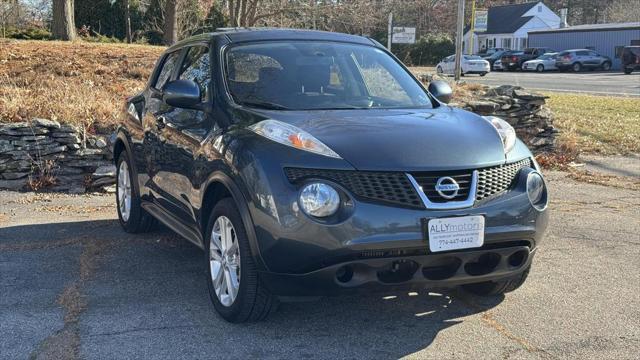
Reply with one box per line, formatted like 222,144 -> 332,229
555,49 -> 612,72
522,52 -> 558,72
482,50 -> 507,71
436,55 -> 491,76
115,29 -> 548,323
479,47 -> 506,56
501,47 -> 555,71
622,46 -> 640,74
492,57 -> 504,71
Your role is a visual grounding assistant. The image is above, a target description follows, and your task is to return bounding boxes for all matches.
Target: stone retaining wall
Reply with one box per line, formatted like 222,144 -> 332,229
462,85 -> 557,153
0,119 -> 115,193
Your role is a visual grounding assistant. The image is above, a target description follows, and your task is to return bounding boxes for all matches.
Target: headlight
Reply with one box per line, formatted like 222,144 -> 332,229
526,171 -> 548,211
249,119 -> 341,158
483,116 -> 516,153
299,183 -> 340,217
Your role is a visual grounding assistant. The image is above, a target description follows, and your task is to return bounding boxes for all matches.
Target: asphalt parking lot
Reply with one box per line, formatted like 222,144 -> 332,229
1,171 -> 639,359
462,71 -> 640,96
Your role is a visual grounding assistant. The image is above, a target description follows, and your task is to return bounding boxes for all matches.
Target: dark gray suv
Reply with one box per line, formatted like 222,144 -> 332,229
556,49 -> 612,71
114,29 -> 549,323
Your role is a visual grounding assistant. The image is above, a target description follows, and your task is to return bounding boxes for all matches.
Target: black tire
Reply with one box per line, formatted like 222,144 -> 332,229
116,152 -> 156,233
480,72 -> 487,77
572,62 -> 582,72
624,68 -> 633,75
462,267 -> 530,296
205,198 -> 278,323
436,66 -> 443,75
602,62 -> 611,71
536,64 -> 544,72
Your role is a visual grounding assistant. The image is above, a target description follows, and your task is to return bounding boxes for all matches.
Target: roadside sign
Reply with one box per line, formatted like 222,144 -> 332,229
474,10 -> 488,32
392,27 -> 416,44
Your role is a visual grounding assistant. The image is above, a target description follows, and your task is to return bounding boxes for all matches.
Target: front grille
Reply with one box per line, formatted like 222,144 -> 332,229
476,158 -> 532,201
411,170 -> 473,203
284,158 -> 532,209
284,168 -> 423,208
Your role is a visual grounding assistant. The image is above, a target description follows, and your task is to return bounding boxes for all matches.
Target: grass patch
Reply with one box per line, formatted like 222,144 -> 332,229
543,92 -> 640,155
0,39 -> 164,132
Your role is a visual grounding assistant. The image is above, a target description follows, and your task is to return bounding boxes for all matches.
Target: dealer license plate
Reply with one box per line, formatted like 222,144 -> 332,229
427,216 -> 485,252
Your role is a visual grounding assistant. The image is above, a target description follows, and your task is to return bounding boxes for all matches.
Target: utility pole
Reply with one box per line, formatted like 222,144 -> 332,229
454,0 -> 465,80
387,12 -> 393,50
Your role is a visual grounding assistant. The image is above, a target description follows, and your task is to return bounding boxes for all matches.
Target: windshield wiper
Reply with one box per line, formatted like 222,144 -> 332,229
238,100 -> 289,110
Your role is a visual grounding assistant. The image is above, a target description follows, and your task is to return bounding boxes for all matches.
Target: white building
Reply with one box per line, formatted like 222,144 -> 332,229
464,2 -> 561,53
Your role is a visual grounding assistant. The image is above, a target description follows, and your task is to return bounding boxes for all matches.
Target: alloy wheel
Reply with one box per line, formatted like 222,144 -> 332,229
117,161 -> 132,222
210,216 -> 241,307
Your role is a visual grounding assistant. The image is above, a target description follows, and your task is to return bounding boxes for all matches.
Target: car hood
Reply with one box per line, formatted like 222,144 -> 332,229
254,107 -> 507,171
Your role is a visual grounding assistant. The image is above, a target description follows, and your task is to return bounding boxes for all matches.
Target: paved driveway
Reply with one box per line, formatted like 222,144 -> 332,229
460,71 -> 640,96
1,171 -> 639,359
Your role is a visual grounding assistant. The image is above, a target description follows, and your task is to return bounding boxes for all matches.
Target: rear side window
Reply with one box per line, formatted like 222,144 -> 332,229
576,51 -> 589,56
154,51 -> 181,90
178,46 -> 211,100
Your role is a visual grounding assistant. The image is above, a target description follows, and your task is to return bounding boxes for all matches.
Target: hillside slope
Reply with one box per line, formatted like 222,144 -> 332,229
0,40 -> 164,131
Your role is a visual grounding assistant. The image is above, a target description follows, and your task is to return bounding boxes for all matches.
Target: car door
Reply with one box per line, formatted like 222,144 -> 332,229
444,55 -> 455,73
588,51 -> 601,68
150,44 -> 216,234
142,48 -> 183,206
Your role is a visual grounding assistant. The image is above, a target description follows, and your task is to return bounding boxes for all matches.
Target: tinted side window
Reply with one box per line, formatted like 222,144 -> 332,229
154,51 -> 181,90
576,51 -> 589,56
178,46 -> 211,100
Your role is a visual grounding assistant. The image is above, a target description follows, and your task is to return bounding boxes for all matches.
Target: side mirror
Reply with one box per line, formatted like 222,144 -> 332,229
163,79 -> 201,109
428,80 -> 453,104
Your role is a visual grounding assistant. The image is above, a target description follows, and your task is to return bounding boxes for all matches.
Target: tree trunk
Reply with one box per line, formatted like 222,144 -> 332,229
52,0 -> 76,41
124,0 -> 132,43
164,0 -> 178,45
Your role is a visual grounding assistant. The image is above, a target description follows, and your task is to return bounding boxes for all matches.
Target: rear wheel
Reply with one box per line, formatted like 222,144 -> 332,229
572,62 -> 582,72
205,198 -> 278,323
480,72 -> 487,77
624,68 -> 633,74
116,152 -> 155,233
536,64 -> 544,72
462,267 -> 530,296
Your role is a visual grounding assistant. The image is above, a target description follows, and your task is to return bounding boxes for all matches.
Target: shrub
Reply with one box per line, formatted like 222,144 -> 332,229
391,33 -> 455,66
4,27 -> 52,40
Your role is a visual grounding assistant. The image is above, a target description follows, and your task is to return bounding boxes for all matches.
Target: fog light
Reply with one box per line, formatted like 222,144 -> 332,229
299,183 -> 340,217
526,171 -> 548,211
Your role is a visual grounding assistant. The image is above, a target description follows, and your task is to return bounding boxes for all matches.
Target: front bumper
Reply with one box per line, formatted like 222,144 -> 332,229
261,243 -> 536,296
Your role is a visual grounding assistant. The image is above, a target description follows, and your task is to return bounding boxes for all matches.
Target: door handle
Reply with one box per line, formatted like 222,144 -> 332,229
156,116 -> 166,130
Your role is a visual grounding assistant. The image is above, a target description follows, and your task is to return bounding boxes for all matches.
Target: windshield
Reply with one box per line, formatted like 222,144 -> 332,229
225,41 -> 432,110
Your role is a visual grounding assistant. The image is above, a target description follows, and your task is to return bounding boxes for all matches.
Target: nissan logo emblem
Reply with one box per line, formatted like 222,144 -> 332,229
435,177 -> 460,199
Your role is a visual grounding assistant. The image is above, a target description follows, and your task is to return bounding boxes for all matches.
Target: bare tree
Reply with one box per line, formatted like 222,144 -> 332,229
164,0 -> 178,44
124,0 -> 132,43
52,0 -> 76,40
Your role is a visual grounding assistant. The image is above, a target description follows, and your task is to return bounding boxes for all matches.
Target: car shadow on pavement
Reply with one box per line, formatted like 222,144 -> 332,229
1,220 -> 504,359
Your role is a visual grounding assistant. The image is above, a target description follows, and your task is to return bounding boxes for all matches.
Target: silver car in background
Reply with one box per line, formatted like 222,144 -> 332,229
523,53 -> 558,72
556,49 -> 612,72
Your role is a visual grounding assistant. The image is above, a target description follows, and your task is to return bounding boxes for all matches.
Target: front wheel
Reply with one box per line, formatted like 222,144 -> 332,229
480,72 -> 487,77
205,198 -> 278,323
116,152 -> 155,233
462,267 -> 530,296
624,68 -> 633,74
436,66 -> 443,75
602,62 -> 611,71
536,64 -> 544,72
